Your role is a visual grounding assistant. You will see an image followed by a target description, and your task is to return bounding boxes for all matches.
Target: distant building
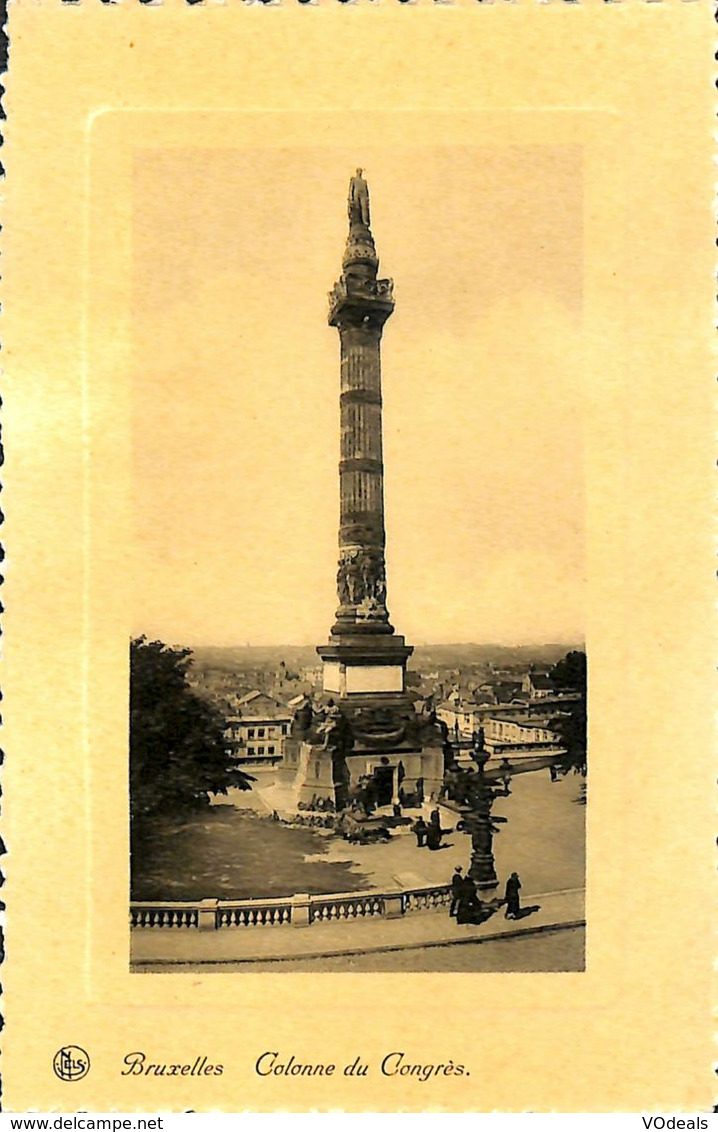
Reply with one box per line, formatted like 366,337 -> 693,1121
476,700 -> 541,722
300,664 -> 323,684
436,698 -> 477,738
493,680 -> 525,704
271,678 -> 313,702
435,695 -> 520,738
484,715 -> 561,753
522,672 -> 556,700
224,691 -> 292,765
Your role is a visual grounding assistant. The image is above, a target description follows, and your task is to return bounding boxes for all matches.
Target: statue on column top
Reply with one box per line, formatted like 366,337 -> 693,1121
348,168 -> 371,228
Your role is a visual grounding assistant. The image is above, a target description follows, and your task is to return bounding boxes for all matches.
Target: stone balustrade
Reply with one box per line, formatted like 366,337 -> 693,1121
130,883 -> 452,931
310,892 -> 385,923
130,903 -> 199,929
218,899 -> 293,929
402,886 -> 452,913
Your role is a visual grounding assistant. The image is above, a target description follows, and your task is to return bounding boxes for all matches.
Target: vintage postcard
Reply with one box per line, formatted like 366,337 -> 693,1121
3,0 -> 714,1113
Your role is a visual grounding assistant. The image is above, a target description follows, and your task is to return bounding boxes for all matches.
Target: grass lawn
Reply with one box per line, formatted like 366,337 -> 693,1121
131,808 -> 371,901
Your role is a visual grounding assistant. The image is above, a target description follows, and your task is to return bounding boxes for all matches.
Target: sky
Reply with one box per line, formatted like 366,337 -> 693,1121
131,144 -> 584,647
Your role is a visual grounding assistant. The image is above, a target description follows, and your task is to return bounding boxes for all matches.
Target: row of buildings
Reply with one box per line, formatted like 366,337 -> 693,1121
221,671 -> 581,767
435,672 -> 580,757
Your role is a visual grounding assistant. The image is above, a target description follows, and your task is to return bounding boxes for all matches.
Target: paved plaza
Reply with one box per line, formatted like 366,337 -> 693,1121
307,769 -> 585,897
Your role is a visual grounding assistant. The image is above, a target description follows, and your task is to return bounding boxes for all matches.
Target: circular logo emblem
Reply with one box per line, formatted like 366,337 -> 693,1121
53,1046 -> 90,1082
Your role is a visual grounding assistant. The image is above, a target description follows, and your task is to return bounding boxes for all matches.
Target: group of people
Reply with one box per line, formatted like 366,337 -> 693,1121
412,806 -> 446,851
449,866 -> 523,925
411,802 -> 525,924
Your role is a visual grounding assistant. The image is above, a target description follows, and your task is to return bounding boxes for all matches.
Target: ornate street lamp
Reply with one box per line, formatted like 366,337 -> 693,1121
441,734 -> 509,891
464,746 -> 508,890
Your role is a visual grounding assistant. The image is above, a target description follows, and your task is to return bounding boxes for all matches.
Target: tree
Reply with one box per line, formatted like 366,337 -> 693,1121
550,650 -> 587,693
130,636 -> 253,820
549,651 -> 587,773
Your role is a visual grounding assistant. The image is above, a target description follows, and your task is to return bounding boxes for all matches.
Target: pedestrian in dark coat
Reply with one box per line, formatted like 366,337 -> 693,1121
412,817 -> 428,848
430,806 -> 441,832
504,871 -> 522,919
456,874 -> 482,924
449,866 -> 463,917
426,822 -> 443,850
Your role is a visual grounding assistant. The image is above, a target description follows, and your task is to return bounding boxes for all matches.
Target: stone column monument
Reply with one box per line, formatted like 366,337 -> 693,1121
320,169 -> 408,668
301,171 -> 447,810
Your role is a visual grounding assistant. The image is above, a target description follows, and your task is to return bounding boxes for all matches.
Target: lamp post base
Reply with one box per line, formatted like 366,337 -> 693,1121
469,839 -> 499,890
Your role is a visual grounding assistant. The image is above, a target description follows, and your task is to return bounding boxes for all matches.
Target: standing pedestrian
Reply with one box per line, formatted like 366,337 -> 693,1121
426,822 -> 443,851
412,817 -> 428,848
457,873 -> 482,925
504,871 -> 522,919
449,866 -> 463,917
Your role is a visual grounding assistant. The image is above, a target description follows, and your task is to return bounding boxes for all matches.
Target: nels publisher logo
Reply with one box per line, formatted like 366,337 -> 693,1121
53,1046 -> 90,1082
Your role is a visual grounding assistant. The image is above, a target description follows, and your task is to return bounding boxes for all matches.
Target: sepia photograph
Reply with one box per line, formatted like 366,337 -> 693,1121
129,146 -> 587,972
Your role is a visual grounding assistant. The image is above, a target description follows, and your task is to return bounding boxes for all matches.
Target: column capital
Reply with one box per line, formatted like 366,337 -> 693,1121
328,276 -> 395,329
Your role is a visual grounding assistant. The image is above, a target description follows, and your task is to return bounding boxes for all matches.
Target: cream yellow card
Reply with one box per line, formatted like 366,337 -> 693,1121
3,0 -> 714,1113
